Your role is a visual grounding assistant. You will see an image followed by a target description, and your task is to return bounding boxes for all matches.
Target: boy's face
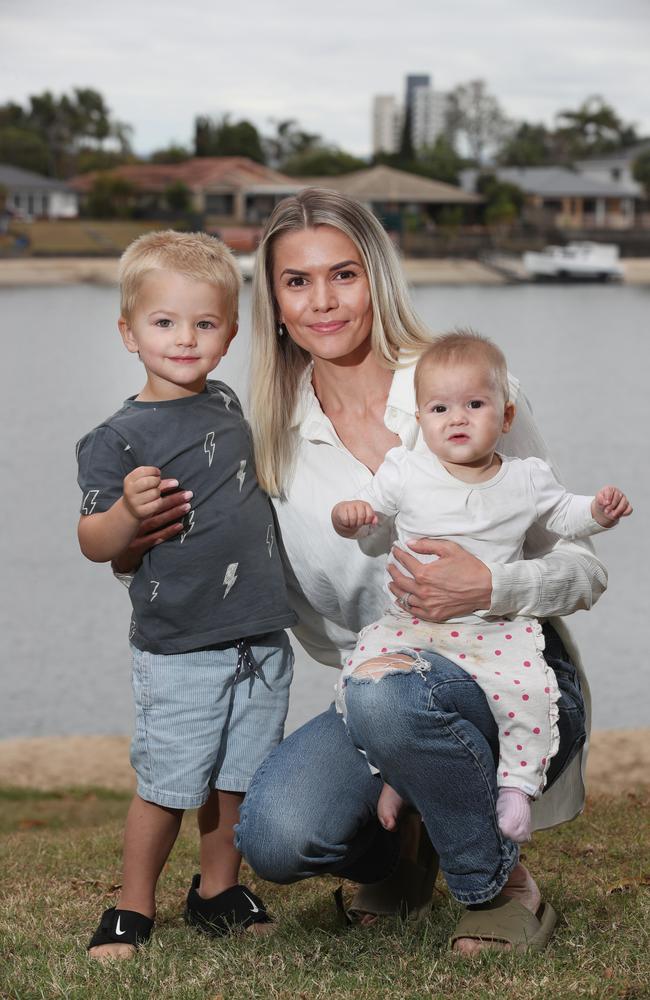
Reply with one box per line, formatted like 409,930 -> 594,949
118,269 -> 237,400
416,359 -> 514,470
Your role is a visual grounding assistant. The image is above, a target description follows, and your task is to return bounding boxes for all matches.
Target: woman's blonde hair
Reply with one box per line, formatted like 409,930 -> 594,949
250,188 -> 431,496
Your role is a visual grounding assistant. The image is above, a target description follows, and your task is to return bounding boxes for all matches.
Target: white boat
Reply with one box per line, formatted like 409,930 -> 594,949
523,242 -> 623,281
234,253 -> 256,280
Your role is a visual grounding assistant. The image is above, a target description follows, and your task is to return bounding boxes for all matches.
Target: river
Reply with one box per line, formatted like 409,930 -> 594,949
1,280 -> 647,737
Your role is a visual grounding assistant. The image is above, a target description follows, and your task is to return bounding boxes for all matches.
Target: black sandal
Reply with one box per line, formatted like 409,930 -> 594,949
184,874 -> 272,937
87,906 -> 154,950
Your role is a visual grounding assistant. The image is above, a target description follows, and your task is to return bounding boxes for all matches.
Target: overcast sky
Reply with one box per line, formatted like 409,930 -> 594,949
2,0 -> 649,156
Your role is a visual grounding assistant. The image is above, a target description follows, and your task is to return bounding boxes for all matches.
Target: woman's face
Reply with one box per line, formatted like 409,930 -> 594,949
272,225 -> 373,363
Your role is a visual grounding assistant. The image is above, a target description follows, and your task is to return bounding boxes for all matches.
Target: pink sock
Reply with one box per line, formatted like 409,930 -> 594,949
497,788 -> 532,842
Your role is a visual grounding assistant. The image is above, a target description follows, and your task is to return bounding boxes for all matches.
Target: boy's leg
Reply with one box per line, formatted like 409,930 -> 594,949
89,794 -> 182,961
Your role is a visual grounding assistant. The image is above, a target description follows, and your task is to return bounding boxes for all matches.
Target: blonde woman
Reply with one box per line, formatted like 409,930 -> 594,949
234,189 -> 603,954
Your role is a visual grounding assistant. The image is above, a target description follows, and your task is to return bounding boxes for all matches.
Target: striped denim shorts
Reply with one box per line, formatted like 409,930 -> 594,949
129,630 -> 293,809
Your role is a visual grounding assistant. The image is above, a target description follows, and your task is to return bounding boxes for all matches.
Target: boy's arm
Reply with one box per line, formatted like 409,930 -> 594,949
78,467 -> 177,562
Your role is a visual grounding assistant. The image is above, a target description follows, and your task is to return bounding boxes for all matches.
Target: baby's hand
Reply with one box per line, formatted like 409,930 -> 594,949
123,467 -> 179,521
592,486 -> 633,527
331,500 -> 378,538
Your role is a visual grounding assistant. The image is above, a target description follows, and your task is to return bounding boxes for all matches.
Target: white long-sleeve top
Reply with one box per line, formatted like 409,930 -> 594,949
273,361 -> 608,830
356,446 -> 607,610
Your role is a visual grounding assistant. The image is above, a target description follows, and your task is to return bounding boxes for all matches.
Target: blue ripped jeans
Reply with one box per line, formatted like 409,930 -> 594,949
235,624 -> 585,904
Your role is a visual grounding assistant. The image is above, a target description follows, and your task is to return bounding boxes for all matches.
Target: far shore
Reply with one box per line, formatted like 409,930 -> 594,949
0,729 -> 647,796
2,256 -> 650,287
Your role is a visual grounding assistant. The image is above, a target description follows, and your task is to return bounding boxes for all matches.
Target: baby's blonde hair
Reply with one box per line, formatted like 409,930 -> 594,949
414,329 -> 510,405
119,230 -> 241,324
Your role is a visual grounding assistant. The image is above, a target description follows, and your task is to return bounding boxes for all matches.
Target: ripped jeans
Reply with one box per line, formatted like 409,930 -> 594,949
235,624 -> 586,904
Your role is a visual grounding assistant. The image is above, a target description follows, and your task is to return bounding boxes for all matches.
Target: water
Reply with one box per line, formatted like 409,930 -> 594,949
1,281 -> 648,737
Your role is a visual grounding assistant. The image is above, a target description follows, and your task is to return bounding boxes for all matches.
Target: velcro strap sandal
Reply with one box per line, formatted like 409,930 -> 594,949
87,907 -> 154,950
184,875 -> 272,937
450,897 -> 557,953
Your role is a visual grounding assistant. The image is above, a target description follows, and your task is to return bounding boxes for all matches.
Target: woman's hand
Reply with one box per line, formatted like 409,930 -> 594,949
387,538 -> 493,622
111,488 -> 191,573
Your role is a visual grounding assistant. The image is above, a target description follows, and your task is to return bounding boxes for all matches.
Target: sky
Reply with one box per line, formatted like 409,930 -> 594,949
1,0 -> 649,157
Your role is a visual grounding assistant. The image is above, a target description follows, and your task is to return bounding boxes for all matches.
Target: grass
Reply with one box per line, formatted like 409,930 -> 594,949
5,220 -> 172,256
1,788 -> 648,1000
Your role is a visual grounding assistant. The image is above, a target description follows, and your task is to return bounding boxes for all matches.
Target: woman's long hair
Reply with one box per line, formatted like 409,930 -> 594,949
250,188 -> 431,496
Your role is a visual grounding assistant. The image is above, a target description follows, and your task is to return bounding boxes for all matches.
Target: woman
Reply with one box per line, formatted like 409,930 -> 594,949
232,188 -> 604,953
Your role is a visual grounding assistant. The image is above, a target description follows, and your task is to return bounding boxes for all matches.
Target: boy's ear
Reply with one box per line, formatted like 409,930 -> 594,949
118,316 -> 139,354
222,321 -> 238,357
502,401 -> 516,434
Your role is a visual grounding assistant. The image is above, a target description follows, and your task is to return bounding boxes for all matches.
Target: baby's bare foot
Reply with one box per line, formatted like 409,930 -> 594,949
88,942 -> 137,962
377,782 -> 406,832
452,863 -> 542,956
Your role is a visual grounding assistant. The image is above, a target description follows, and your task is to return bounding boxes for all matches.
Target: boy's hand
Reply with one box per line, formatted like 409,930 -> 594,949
123,467 -> 180,521
592,486 -> 633,527
332,500 -> 378,538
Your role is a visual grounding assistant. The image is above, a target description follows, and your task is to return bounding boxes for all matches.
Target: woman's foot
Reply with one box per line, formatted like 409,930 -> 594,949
496,788 -> 532,843
452,863 -> 542,955
377,782 -> 406,831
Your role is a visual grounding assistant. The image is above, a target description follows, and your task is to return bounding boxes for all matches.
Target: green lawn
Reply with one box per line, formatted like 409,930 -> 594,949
1,788 -> 648,999
6,220 -> 172,256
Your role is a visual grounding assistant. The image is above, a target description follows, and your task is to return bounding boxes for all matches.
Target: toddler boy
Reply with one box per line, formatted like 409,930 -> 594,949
76,230 -> 296,960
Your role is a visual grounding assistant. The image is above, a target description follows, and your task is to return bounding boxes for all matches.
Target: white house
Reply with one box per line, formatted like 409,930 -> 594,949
0,164 -> 79,219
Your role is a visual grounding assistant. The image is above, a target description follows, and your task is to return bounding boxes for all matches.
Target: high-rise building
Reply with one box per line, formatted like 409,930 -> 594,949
372,95 -> 403,155
405,74 -> 431,115
411,85 -> 449,150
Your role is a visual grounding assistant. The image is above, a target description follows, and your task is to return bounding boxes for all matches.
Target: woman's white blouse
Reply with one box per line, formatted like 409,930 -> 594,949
273,361 -> 607,830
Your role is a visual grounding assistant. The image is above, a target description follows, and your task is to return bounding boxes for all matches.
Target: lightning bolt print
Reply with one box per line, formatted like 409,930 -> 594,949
129,619 -> 136,640
180,509 -> 195,543
82,490 -> 100,515
204,431 -> 216,467
236,459 -> 247,492
266,525 -> 274,558
150,580 -> 160,602
220,391 -> 232,411
222,563 -> 238,598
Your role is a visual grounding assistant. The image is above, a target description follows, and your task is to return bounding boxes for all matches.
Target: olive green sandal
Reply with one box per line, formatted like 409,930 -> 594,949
450,896 -> 557,953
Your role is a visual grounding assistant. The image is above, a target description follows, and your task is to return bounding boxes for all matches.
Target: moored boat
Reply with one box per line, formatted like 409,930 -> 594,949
523,242 -> 623,282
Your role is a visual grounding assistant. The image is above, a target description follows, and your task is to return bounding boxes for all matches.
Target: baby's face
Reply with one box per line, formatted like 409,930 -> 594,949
416,360 -> 512,470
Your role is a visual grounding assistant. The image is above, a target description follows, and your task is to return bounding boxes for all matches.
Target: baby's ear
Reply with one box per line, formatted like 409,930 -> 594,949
118,316 -> 139,354
502,401 -> 516,433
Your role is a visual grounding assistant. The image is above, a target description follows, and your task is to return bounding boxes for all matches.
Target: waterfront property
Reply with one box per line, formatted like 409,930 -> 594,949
0,164 -> 79,220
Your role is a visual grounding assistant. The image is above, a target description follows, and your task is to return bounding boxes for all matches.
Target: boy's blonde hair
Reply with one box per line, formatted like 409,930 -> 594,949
118,230 -> 241,324
414,329 -> 510,406
249,188 -> 432,496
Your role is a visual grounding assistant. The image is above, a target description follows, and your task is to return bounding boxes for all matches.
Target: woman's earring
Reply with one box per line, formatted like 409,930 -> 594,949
278,322 -> 287,338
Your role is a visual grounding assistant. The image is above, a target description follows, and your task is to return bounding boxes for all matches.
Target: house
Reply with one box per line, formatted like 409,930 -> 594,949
574,141 -> 650,190
300,165 -> 481,229
0,164 -> 79,219
460,166 -> 641,229
70,158 -> 300,225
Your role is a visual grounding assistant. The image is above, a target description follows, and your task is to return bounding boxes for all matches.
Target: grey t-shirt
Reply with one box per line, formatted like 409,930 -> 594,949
77,380 -> 297,653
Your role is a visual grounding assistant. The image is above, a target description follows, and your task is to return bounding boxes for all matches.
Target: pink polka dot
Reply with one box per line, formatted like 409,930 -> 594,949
494,649 -> 502,656
373,625 -> 379,630
522,694 -> 530,701
517,744 -> 523,751
360,645 -> 365,651
523,660 -> 531,667
502,770 -> 509,777
505,634 -> 512,640
533,727 -> 541,734
514,679 -> 521,685
348,659 -> 353,665
541,757 -> 547,765
477,634 -> 484,640
493,694 -> 500,700
520,760 -> 528,767
508,712 -> 515,718
380,647 -> 387,653
459,653 -> 466,659
544,687 -> 550,694
450,630 -> 459,637
396,630 -> 403,637
495,670 -> 502,675
414,647 -> 422,652
412,618 -> 420,625
504,731 -> 510,736
526,626 -> 533,633
498,622 -> 505,627
471,673 -> 478,679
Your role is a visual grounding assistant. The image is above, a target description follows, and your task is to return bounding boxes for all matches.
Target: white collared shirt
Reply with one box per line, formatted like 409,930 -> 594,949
272,361 -> 607,829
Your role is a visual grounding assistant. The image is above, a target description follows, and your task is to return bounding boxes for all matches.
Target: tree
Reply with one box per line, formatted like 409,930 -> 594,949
445,80 -> 511,164
263,119 -> 321,169
498,122 -> 554,166
0,127 -> 51,175
415,135 -> 464,185
476,172 -> 524,226
553,96 -> 639,160
633,149 -> 650,198
164,180 -> 192,213
281,146 -> 365,176
150,143 -> 192,164
194,115 -> 265,162
86,175 -> 135,218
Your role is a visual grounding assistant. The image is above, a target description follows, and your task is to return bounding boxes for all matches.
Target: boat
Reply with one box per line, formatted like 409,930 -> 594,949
523,242 -> 623,282
234,253 -> 256,280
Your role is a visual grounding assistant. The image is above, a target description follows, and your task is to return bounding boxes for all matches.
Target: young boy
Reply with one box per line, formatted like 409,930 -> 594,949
76,231 -> 296,960
332,331 -> 631,843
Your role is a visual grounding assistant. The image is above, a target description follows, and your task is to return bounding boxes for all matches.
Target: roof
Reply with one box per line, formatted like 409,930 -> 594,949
0,164 -> 73,192
575,140 -> 650,170
70,157 -> 296,193
297,165 -> 481,204
460,166 -> 641,198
